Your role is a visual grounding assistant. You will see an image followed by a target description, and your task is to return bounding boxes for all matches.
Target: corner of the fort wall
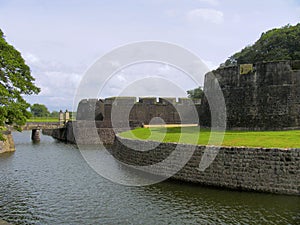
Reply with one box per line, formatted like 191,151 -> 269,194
200,60 -> 300,130
0,131 -> 15,154
76,98 -> 101,121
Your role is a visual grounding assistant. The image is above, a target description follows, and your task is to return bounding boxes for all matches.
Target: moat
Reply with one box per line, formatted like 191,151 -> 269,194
0,131 -> 299,224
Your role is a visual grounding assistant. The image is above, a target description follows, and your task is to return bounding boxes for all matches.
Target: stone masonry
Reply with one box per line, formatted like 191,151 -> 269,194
0,131 -> 15,153
200,60 -> 300,129
77,61 -> 300,130
111,136 -> 300,195
76,97 -> 200,127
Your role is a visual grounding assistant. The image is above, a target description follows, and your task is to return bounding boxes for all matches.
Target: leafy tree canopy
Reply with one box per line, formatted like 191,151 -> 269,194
50,110 -> 59,118
225,23 -> 300,66
187,86 -> 204,100
0,29 -> 40,139
30,104 -> 49,117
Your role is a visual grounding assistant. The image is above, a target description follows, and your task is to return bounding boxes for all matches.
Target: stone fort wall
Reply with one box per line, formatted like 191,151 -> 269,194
77,60 -> 300,130
200,60 -> 300,129
76,97 -> 200,127
111,136 -> 300,195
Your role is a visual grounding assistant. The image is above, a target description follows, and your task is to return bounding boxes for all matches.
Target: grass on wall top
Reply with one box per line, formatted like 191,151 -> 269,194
120,127 -> 300,148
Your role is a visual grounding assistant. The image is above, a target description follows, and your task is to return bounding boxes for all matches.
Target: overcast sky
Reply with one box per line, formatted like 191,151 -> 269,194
0,0 -> 299,111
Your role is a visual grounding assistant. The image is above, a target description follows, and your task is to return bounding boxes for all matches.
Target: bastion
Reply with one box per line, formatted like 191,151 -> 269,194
200,60 -> 300,129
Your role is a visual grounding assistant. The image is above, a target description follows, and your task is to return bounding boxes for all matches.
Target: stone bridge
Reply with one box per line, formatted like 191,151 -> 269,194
23,122 -> 64,142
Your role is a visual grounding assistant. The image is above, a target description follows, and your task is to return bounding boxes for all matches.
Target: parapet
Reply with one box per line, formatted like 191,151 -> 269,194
178,98 -> 193,105
76,96 -> 202,123
139,97 -> 157,104
113,97 -> 136,105
158,98 -> 176,105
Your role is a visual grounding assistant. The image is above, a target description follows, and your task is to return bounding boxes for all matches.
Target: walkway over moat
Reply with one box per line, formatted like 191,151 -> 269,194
21,110 -> 70,141
23,122 -> 63,130
23,122 -> 64,142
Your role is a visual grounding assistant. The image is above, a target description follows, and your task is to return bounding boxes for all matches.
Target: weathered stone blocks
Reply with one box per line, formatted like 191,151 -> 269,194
201,60 -> 300,129
76,97 -> 200,126
0,131 -> 15,153
112,136 -> 300,195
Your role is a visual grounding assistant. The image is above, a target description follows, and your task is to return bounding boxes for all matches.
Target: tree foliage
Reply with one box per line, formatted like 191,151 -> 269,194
50,110 -> 59,118
225,23 -> 300,66
0,29 -> 40,138
30,103 -> 50,117
187,86 -> 204,100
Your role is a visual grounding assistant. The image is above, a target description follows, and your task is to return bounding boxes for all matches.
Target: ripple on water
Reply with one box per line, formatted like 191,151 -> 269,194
0,131 -> 299,224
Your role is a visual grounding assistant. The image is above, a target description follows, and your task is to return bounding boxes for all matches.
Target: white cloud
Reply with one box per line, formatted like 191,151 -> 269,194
157,64 -> 171,74
165,9 -> 179,17
117,77 -> 187,97
98,62 -> 200,99
23,55 -> 83,111
2,0 -> 299,110
202,59 -> 219,70
32,70 -> 81,106
187,8 -> 224,24
232,14 -> 241,24
116,74 -> 126,82
24,53 -> 40,64
197,0 -> 219,6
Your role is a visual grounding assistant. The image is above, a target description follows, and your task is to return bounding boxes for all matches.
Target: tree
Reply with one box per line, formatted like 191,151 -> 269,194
0,29 -> 40,139
50,110 -> 59,118
30,104 -> 49,117
224,23 -> 300,66
187,87 -> 204,100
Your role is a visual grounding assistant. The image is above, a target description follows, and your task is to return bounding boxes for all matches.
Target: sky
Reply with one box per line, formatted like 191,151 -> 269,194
0,0 -> 299,111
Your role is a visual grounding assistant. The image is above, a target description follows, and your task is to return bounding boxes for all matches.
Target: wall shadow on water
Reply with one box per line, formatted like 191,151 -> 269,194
139,180 -> 300,224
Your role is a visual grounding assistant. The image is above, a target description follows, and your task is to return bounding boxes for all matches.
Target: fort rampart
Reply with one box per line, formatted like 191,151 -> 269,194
76,97 -> 200,127
200,60 -> 300,129
111,136 -> 300,195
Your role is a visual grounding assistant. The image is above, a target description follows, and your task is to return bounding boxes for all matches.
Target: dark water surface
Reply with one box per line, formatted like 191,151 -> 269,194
0,131 -> 299,224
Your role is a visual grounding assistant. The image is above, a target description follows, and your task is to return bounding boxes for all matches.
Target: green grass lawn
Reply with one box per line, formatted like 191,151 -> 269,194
120,127 -> 300,148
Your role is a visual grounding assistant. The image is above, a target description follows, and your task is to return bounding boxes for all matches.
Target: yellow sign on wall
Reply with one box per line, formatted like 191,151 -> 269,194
240,64 -> 253,74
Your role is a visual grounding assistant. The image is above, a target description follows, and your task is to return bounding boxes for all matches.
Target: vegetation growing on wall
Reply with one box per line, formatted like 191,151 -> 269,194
187,86 -> 204,100
225,23 -> 300,66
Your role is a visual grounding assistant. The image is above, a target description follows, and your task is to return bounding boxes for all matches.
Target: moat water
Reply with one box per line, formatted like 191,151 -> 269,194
0,131 -> 299,224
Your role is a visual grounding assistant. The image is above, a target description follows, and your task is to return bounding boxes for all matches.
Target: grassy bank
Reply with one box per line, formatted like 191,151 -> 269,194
120,127 -> 300,148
